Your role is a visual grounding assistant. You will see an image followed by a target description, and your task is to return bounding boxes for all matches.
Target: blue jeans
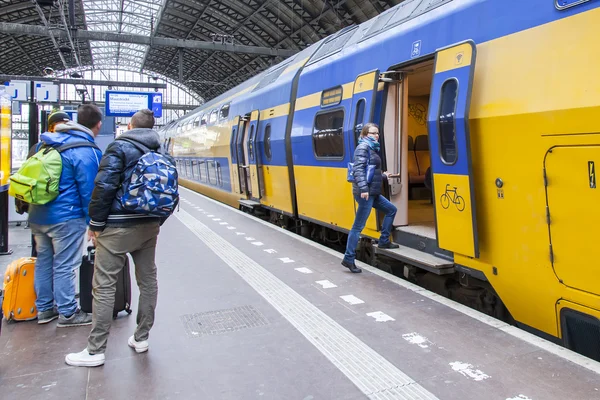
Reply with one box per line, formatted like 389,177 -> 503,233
30,218 -> 86,316
343,194 -> 397,264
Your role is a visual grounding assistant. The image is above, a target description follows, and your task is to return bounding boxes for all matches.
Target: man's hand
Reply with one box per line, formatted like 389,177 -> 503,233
360,192 -> 369,201
87,230 -> 99,246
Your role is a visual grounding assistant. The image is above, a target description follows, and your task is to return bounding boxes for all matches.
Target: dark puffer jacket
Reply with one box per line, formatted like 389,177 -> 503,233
352,141 -> 385,196
89,128 -> 163,232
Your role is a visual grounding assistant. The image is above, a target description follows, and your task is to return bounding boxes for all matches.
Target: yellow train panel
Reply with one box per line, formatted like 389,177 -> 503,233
260,165 -> 293,215
294,165 -> 378,238
180,178 -> 239,209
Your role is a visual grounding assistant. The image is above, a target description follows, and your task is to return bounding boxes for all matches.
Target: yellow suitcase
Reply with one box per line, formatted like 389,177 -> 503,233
2,257 -> 37,321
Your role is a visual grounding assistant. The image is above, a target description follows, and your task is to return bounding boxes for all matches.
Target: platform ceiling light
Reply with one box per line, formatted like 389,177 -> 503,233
43,67 -> 55,76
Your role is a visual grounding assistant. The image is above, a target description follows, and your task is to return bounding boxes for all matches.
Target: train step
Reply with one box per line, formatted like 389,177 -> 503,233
239,199 -> 261,209
374,244 -> 454,275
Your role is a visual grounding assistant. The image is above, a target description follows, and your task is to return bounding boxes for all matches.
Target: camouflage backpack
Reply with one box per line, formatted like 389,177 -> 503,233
118,139 -> 179,217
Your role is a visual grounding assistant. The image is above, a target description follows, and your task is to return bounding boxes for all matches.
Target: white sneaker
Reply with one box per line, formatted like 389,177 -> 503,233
65,348 -> 105,367
128,335 -> 149,353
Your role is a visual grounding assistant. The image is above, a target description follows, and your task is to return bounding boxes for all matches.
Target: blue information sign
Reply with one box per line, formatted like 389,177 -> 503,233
105,91 -> 163,118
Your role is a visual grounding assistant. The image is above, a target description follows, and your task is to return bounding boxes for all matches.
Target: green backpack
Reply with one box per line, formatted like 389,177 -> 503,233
8,142 -> 100,205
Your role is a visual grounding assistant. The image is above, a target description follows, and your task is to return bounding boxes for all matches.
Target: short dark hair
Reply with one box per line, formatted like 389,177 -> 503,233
130,109 -> 155,129
77,104 -> 103,129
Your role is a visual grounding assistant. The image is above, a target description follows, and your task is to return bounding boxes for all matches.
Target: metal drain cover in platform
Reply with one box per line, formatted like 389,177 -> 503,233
180,305 -> 269,338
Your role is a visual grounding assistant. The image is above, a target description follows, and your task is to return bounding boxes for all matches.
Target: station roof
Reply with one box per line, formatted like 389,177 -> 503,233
0,0 -> 402,101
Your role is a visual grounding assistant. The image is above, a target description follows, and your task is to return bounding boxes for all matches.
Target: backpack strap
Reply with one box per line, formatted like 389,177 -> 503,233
56,141 -> 100,152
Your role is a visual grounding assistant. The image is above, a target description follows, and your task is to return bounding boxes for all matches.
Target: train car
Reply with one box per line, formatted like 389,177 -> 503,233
160,0 -> 600,362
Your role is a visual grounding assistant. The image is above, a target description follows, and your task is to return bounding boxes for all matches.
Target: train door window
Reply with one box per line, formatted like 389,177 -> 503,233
209,110 -> 218,124
207,161 -> 217,185
193,116 -> 200,128
200,114 -> 207,125
438,79 -> 458,164
353,99 -> 366,146
264,124 -> 272,161
220,104 -> 230,120
248,125 -> 255,161
313,109 -> 345,159
190,161 -> 197,180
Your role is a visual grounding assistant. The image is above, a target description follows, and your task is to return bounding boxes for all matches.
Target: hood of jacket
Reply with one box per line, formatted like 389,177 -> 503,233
118,128 -> 161,151
41,121 -> 95,146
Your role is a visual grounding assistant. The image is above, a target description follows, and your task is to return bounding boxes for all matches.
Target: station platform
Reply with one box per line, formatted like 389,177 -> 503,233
2,186 -> 600,400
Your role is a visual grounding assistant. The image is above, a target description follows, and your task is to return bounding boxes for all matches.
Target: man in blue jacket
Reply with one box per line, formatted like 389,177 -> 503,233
29,105 -> 103,326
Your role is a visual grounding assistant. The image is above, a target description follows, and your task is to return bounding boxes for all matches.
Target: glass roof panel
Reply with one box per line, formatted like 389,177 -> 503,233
81,0 -> 166,69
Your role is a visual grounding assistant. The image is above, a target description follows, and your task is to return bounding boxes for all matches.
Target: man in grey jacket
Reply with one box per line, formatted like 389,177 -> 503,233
66,109 -> 163,367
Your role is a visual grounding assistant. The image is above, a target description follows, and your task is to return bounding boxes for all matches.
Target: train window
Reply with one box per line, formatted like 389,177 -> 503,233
313,109 -> 345,159
196,161 -> 203,181
215,161 -> 223,187
176,124 -> 182,134
190,161 -> 197,179
309,26 -> 358,64
353,99 -> 366,146
438,79 -> 458,165
555,0 -> 591,10
181,160 -> 187,177
207,161 -> 217,185
193,116 -> 200,128
200,114 -> 207,125
219,104 -> 230,119
248,125 -> 255,161
209,110 -> 218,124
264,124 -> 272,161
364,7 -> 398,38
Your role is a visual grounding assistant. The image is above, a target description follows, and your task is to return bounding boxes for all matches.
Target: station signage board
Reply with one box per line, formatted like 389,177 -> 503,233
105,91 -> 163,118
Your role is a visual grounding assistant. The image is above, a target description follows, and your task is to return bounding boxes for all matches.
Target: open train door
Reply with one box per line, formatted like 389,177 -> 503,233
349,70 -> 380,232
427,40 -> 479,258
230,116 -> 242,195
247,110 -> 264,200
236,115 -> 250,196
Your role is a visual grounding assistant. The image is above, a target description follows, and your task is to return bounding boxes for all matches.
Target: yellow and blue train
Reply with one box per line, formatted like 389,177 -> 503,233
160,0 -> 600,361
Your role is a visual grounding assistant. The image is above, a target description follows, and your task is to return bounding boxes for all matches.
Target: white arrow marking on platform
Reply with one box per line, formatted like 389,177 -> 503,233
294,267 -> 312,274
213,218 -> 221,221
340,295 -> 364,305
219,222 -> 228,225
235,232 -> 245,235
402,332 -> 432,349
316,280 -> 337,289
279,257 -> 294,263
506,396 -> 532,400
227,226 -> 236,230
245,237 -> 256,241
264,249 -> 277,254
449,362 -> 490,381
366,311 -> 395,322
207,215 -> 214,217
251,242 -> 264,246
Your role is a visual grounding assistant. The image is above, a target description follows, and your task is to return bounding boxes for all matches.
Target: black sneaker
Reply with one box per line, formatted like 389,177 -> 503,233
57,308 -> 92,328
341,260 -> 362,273
38,307 -> 59,324
378,242 -> 400,249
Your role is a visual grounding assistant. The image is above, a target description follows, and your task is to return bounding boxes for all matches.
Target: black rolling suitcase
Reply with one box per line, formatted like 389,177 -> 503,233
79,246 -> 133,319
